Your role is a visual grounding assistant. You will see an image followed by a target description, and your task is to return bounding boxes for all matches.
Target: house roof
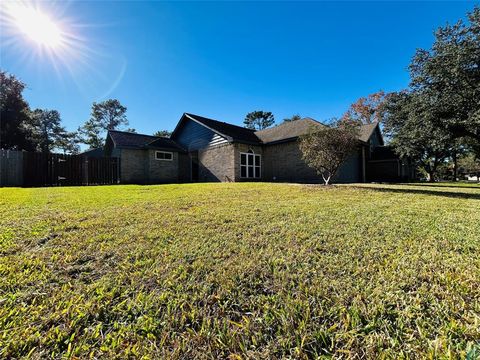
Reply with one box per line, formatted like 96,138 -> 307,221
254,118 -> 326,144
358,122 -> 380,143
179,113 -> 262,145
79,147 -> 104,158
255,119 -> 382,145
109,116 -> 382,153
145,137 -> 186,151
108,130 -> 185,152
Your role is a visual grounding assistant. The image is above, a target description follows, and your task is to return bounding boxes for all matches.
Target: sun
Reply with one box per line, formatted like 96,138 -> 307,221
5,2 -> 64,48
1,1 -> 126,100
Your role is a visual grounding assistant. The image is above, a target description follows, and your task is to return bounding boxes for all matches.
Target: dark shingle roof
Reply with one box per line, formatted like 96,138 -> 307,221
108,130 -> 184,152
254,118 -> 326,144
114,115 -> 383,153
184,113 -> 262,144
358,122 -> 379,143
255,119 -> 382,144
146,137 -> 186,152
79,147 -> 105,158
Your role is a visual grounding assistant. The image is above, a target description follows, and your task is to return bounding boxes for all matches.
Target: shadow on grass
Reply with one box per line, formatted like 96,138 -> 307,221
353,185 -> 480,201
400,183 -> 480,190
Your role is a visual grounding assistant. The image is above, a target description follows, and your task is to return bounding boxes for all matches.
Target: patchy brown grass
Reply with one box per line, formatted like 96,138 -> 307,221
0,183 -> 479,358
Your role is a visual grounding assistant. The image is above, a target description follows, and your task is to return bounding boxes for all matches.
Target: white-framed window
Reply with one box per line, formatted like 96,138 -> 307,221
240,149 -> 261,179
155,151 -> 173,161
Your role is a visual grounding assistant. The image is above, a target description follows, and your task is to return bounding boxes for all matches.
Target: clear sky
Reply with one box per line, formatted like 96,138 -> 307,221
0,1 -> 476,135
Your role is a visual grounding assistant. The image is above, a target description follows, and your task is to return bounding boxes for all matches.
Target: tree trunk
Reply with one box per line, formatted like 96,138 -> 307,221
427,158 -> 440,182
322,173 -> 331,186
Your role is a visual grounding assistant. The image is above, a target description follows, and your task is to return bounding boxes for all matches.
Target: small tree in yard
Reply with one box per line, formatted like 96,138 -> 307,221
299,120 -> 360,185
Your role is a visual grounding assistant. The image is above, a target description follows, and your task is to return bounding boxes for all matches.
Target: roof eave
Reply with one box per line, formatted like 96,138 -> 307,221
115,145 -> 146,150
262,136 -> 299,145
170,113 -> 188,139
106,131 -> 118,148
144,146 -> 187,153
230,139 -> 263,146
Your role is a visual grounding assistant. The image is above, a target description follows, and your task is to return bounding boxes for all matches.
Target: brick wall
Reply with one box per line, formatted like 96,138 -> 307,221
120,141 -> 363,185
262,140 -> 363,183
198,143 -> 235,182
120,149 -> 182,184
178,153 -> 192,182
147,150 -> 179,183
262,141 -> 319,182
120,149 -> 147,183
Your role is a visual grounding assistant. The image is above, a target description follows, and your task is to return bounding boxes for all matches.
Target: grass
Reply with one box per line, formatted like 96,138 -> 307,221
0,183 -> 479,359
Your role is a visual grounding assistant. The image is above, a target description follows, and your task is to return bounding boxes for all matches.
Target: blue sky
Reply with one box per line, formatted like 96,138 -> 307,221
0,1 -> 475,135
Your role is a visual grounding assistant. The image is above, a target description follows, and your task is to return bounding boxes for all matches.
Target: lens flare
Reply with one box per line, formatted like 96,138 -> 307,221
0,1 -> 127,101
5,2 -> 63,48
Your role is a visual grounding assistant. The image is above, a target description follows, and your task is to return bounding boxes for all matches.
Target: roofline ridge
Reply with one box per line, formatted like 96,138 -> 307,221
186,112 -> 256,133
144,136 -> 172,146
302,117 -> 328,126
255,117 -> 326,135
108,129 -> 159,138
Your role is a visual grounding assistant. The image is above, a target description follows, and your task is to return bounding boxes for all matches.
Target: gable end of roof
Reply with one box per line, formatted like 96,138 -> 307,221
172,113 -> 262,145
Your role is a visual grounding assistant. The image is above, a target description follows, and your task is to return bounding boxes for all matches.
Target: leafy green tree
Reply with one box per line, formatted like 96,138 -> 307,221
383,92 -> 453,181
31,109 -> 67,153
92,99 -> 128,130
244,111 -> 274,130
79,99 -> 128,148
0,71 -> 37,150
283,114 -> 301,123
299,119 -> 360,185
458,153 -> 480,181
78,118 -> 103,149
409,7 -> 480,146
55,131 -> 80,154
153,130 -> 172,137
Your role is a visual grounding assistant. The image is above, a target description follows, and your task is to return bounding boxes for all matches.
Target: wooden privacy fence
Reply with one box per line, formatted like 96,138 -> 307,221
0,150 -> 23,186
0,150 -> 120,187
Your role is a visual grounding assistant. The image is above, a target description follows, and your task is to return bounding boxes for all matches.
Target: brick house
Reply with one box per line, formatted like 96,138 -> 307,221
104,113 -> 413,184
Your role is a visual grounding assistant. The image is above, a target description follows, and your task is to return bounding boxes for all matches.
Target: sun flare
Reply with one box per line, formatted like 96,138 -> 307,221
5,2 -> 63,48
1,1 -> 126,100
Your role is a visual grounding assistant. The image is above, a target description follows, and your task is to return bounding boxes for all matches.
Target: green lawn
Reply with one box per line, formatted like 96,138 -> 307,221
1,183 -> 479,358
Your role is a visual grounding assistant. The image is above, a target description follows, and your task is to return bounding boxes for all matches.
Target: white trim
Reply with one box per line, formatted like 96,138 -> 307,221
155,151 -> 173,161
240,151 -> 261,179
